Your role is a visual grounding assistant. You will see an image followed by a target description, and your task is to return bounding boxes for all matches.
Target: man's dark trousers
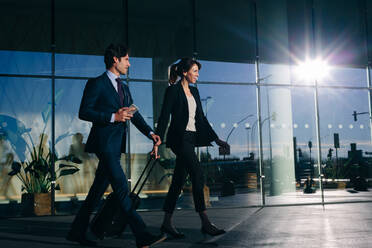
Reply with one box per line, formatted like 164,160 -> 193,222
70,150 -> 147,240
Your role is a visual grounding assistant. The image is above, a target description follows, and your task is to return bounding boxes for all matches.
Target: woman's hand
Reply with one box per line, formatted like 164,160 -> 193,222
150,145 -> 160,159
150,134 -> 161,159
150,134 -> 161,146
215,138 -> 229,149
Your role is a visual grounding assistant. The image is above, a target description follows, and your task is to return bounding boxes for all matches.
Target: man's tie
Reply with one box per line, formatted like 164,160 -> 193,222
115,78 -> 124,106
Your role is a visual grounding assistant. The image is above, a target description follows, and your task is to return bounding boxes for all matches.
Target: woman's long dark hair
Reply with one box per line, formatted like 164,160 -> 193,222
169,58 -> 201,84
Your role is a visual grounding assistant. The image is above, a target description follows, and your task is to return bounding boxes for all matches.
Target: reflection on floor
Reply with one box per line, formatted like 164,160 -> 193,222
177,188 -> 372,209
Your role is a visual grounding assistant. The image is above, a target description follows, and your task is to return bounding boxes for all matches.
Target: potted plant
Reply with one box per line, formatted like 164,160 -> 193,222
8,133 -> 81,216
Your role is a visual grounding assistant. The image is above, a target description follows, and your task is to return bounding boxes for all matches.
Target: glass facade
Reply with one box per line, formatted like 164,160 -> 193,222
2,52 -> 372,212
1,0 -> 372,217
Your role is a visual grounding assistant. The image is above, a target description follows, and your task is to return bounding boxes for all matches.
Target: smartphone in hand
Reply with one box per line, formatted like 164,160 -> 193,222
128,104 -> 138,115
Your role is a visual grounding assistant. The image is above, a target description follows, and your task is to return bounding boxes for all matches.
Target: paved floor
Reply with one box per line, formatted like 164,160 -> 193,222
1,202 -> 372,248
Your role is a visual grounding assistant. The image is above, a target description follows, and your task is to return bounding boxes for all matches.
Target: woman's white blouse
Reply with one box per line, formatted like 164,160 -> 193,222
186,94 -> 197,132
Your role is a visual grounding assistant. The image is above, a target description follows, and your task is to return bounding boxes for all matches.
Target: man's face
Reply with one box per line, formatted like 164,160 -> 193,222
114,54 -> 130,75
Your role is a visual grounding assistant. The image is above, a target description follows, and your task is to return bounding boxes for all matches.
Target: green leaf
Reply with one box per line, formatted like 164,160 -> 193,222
11,162 -> 22,172
59,163 -> 77,169
25,161 -> 36,173
59,168 -> 80,177
8,170 -> 18,176
34,171 -> 41,178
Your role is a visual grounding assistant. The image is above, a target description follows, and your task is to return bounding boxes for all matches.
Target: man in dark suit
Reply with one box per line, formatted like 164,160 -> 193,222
66,44 -> 165,248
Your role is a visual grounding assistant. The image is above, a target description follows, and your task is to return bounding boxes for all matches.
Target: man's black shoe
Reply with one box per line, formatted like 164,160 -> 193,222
66,232 -> 97,247
136,233 -> 166,248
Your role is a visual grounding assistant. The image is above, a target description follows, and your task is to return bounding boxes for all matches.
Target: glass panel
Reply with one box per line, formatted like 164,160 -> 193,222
260,63 -> 291,85
129,81 -> 154,154
54,79 -> 98,202
260,63 -> 322,205
319,66 -> 367,87
290,86 -> 322,204
0,77 -> 51,207
55,53 -> 104,77
128,81 -> 164,210
197,84 -> 261,207
129,58 -> 152,80
290,62 -> 367,87
0,51 -> 51,75
318,88 -> 372,203
198,60 -> 255,83
55,54 -> 152,80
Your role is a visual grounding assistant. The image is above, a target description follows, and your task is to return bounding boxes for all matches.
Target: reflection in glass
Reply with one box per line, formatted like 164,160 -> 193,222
55,79 -> 97,195
129,81 -> 154,154
55,54 -> 103,77
128,81 -> 170,197
291,87 -> 321,202
0,78 -> 51,201
319,66 -> 366,87
197,84 -> 260,207
0,51 -> 51,75
198,60 -> 255,83
259,63 -> 297,204
319,88 -> 372,202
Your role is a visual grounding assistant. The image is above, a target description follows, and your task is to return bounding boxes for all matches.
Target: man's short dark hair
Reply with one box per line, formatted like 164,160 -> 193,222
104,44 -> 129,69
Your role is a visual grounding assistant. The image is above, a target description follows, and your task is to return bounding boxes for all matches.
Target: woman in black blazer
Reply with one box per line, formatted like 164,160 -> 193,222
156,58 -> 230,238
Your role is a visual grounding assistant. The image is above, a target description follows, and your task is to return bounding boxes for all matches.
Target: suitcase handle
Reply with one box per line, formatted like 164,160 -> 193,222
131,155 -> 158,194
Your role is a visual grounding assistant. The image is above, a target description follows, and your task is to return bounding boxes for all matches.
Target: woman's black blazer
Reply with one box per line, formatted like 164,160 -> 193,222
156,82 -> 218,150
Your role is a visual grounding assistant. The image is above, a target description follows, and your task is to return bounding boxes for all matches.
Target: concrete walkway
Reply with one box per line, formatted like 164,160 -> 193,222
1,202 -> 372,247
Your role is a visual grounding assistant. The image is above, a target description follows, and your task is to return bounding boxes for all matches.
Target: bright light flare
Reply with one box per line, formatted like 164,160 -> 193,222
296,58 -> 330,82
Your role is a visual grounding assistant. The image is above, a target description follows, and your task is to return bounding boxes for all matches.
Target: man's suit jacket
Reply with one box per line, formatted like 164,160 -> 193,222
156,82 -> 218,150
79,72 -> 153,154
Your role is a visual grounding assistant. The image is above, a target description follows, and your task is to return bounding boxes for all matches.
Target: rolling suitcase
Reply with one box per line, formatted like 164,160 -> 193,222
91,156 -> 158,239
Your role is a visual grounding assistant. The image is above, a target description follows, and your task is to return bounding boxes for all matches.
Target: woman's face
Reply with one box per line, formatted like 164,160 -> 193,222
183,64 -> 199,84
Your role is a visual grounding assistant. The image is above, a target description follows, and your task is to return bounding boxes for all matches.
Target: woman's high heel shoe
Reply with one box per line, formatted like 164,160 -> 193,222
160,224 -> 185,239
201,224 -> 226,237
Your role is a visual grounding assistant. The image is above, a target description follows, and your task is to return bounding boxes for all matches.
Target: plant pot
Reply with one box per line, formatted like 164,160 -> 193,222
203,185 -> 211,207
21,193 -> 51,216
337,182 -> 346,189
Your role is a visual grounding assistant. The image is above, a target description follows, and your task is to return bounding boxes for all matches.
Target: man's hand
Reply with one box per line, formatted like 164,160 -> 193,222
114,107 -> 133,122
150,134 -> 161,159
